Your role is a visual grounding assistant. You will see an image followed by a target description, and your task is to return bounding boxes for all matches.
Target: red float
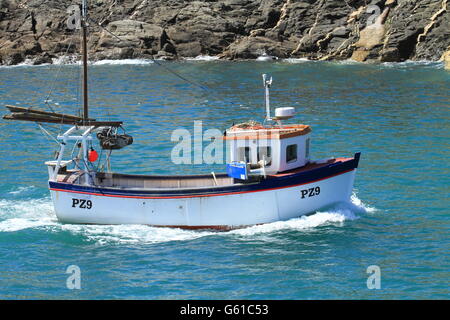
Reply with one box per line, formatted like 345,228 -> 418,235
88,148 -> 98,162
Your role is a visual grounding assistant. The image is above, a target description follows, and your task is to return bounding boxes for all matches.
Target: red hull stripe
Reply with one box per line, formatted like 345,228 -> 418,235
49,169 -> 355,199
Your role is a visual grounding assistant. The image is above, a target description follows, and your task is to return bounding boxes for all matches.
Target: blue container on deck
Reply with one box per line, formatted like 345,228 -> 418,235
226,162 -> 248,180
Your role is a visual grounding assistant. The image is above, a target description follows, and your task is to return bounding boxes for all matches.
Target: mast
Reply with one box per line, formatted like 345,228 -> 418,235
81,0 -> 88,123
3,1 -> 124,128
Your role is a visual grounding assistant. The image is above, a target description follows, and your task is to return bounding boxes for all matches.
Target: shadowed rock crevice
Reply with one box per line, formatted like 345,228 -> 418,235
397,28 -> 424,61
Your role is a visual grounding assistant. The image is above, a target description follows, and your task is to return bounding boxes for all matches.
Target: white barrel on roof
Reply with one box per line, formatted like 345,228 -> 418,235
275,107 -> 295,120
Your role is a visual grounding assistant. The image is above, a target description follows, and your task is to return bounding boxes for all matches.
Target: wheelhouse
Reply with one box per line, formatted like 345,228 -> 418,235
225,124 -> 312,176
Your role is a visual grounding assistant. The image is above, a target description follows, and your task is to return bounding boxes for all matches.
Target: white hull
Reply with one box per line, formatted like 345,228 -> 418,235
50,170 -> 356,229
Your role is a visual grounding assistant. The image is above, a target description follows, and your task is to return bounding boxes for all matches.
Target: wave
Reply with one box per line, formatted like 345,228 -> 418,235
333,59 -> 365,65
7,186 -> 37,196
92,59 -> 155,65
281,58 -> 310,64
0,193 -> 375,243
0,56 -> 79,67
183,55 -> 220,61
0,57 -> 155,68
280,58 -> 443,68
1,56 -> 442,68
52,56 -> 156,66
256,54 -> 278,61
380,60 -> 444,69
0,59 -> 48,68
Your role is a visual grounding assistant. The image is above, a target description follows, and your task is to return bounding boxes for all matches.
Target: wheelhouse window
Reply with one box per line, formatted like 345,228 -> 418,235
237,147 -> 251,162
286,144 -> 297,163
257,146 -> 272,166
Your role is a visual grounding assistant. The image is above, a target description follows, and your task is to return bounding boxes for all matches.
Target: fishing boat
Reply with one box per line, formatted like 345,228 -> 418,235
3,1 -> 361,230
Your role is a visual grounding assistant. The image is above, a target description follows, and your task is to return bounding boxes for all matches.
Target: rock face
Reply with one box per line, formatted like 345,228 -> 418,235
0,0 -> 449,64
443,48 -> 450,69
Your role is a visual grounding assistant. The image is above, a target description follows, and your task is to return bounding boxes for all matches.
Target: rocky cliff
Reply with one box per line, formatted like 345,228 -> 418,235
0,0 -> 448,66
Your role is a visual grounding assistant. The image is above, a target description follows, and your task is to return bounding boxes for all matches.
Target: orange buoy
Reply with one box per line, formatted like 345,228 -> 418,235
88,148 -> 99,162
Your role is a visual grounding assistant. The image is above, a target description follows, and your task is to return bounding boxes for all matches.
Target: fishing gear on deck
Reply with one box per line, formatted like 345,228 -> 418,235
96,127 -> 133,150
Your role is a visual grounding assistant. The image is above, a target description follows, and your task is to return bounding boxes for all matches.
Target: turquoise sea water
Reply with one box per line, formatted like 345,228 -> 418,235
0,59 -> 448,299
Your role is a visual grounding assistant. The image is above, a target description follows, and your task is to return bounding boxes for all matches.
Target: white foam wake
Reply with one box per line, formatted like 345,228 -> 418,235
0,193 -> 375,244
0,197 -> 214,243
52,224 -> 216,245
0,198 -> 57,232
230,193 -> 375,237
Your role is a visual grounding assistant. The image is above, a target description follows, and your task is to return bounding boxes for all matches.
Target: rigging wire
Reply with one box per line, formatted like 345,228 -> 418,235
150,58 -> 210,91
94,147 -> 104,172
43,36 -> 75,113
38,123 -> 63,146
87,16 -> 210,91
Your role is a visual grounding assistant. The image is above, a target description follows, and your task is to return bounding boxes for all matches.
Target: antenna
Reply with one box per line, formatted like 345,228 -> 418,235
262,74 -> 273,121
81,0 -> 89,123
